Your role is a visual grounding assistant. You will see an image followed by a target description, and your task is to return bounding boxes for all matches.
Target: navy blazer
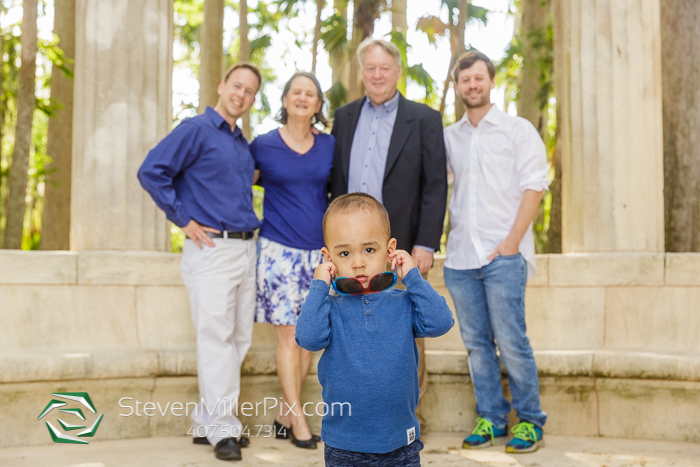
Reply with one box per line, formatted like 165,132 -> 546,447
330,94 -> 448,252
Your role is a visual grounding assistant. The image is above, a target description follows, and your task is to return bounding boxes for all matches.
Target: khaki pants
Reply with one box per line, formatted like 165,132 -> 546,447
180,237 -> 257,445
395,275 -> 429,432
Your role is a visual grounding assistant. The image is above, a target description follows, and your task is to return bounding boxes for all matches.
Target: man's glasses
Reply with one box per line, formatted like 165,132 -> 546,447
331,267 -> 398,296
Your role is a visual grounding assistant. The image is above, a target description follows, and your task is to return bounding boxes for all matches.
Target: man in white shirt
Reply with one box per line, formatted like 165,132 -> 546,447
443,51 -> 549,454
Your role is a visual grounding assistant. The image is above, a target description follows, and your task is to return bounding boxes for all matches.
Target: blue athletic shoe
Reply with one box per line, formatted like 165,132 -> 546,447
505,421 -> 544,453
462,417 -> 507,449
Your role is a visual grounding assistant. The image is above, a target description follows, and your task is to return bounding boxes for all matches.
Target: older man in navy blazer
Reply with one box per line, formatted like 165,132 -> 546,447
330,38 -> 448,431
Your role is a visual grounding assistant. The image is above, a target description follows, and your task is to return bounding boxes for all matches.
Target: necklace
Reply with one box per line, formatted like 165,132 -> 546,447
284,127 -> 308,150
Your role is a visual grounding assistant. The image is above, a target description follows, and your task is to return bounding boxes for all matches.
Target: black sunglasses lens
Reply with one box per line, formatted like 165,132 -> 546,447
369,272 -> 395,292
335,278 -> 365,295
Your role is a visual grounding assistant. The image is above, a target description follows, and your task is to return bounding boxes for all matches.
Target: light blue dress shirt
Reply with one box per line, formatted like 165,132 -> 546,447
346,92 -> 434,254
347,92 -> 400,204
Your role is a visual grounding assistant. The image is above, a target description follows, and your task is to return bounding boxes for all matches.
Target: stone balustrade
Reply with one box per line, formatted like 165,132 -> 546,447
1,250 -> 699,446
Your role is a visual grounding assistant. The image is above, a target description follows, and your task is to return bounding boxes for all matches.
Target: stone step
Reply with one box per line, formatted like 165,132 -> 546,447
1,434 -> 699,466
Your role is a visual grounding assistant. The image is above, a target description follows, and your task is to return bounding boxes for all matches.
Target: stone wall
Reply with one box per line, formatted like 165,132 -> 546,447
1,250 -> 699,446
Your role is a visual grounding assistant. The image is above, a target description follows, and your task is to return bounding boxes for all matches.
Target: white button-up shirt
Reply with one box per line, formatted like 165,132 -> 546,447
444,105 -> 550,278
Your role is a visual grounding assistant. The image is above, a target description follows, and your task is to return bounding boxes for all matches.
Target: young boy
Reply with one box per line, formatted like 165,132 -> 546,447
295,193 -> 455,466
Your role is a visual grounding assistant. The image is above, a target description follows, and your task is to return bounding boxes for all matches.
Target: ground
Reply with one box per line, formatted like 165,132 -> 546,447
2,434 -> 700,467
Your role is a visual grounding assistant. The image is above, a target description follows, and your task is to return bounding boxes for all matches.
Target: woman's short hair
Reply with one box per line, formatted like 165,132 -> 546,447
276,72 -> 329,128
357,38 -> 402,69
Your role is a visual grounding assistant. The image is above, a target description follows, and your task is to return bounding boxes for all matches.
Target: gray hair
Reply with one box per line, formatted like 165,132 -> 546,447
357,38 -> 402,69
276,72 -> 329,128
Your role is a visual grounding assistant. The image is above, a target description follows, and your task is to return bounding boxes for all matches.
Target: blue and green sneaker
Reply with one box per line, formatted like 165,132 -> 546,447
462,417 -> 507,449
505,421 -> 544,453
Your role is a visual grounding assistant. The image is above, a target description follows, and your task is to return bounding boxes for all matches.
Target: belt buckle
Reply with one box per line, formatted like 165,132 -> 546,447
223,231 -> 229,240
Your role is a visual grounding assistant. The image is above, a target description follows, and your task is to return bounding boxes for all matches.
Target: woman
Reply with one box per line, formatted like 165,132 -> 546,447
251,72 -> 334,449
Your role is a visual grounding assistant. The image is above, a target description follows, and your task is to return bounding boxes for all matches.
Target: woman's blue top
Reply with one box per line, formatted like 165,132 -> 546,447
251,129 -> 335,251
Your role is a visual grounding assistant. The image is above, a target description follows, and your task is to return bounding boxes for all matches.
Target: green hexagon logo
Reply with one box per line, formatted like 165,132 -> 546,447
37,392 -> 104,444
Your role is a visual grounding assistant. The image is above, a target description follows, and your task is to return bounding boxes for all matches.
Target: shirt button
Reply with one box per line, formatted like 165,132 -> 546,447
364,299 -> 370,304
366,310 -> 371,315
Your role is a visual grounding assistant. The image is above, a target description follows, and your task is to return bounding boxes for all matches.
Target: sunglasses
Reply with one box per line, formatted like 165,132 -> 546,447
331,267 -> 398,296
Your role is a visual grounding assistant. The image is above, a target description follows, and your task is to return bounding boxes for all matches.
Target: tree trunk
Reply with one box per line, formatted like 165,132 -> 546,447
518,0 -> 549,138
391,0 -> 407,92
348,0 -> 381,101
0,4 -> 5,199
662,0 -> 700,251
454,0 -> 467,121
199,0 -> 224,113
330,0 -> 348,90
239,0 -> 251,139
312,0 -> 325,74
3,0 -> 37,249
546,146 -> 562,253
40,0 -> 75,251
439,54 -> 456,117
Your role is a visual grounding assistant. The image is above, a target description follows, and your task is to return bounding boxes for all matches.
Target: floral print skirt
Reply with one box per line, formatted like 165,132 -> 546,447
255,237 -> 324,326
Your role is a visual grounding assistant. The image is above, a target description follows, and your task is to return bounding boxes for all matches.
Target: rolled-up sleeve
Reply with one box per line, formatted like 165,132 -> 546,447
515,120 -> 551,193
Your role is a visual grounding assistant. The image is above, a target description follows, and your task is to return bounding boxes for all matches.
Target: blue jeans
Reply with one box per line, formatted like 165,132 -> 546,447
444,254 -> 546,429
324,440 -> 423,467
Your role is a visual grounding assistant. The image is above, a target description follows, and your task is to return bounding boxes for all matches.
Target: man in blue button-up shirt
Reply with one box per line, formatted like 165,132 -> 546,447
138,63 -> 261,462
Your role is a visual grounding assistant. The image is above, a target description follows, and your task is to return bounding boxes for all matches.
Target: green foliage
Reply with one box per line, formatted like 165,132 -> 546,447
0,3 -> 78,249
326,81 -> 347,114
39,33 -> 72,79
170,223 -> 185,253
387,29 -> 437,106
173,0 -> 204,73
250,34 -> 272,56
320,12 -> 347,54
467,3 -> 489,25
22,109 -> 50,250
252,0 -> 287,33
406,63 -> 436,105
417,1 -> 488,43
497,0 -> 556,253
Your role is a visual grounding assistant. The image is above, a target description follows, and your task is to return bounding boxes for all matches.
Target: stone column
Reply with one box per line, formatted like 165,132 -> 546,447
554,0 -> 664,253
70,0 -> 173,251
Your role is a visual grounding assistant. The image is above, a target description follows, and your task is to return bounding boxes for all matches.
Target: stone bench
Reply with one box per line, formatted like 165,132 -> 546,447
2,250 -> 700,446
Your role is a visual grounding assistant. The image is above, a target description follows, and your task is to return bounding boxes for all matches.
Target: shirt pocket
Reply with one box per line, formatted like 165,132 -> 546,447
480,153 -> 513,190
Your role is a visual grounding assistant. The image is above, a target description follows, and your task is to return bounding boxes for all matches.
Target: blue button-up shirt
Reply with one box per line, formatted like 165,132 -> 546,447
347,92 -> 400,204
137,107 -> 260,232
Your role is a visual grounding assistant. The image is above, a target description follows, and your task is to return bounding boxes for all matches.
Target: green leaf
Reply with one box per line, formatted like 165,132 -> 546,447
321,12 -> 347,53
250,34 -> 272,56
407,63 -> 437,103
416,15 -> 449,44
467,3 -> 489,26
326,81 -> 347,113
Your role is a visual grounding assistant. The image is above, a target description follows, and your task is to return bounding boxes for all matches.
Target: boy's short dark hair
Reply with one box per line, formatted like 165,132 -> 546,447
323,193 -> 391,244
452,50 -> 496,81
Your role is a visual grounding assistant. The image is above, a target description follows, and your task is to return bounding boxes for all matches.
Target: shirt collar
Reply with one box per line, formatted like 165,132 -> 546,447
205,106 -> 242,137
365,90 -> 400,112
460,103 -> 501,128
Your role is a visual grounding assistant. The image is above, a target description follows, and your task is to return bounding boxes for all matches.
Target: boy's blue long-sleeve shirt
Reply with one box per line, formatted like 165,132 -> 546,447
295,267 -> 454,454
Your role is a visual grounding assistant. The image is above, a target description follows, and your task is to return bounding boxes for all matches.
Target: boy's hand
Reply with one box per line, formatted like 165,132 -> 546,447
389,250 -> 417,280
314,261 -> 336,285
